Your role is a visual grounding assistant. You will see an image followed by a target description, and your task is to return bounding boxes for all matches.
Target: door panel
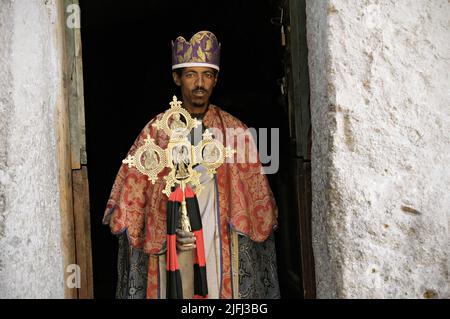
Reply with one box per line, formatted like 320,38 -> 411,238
277,0 -> 315,298
63,0 -> 93,298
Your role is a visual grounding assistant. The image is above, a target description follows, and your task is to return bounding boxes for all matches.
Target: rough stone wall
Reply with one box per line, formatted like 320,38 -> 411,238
307,0 -> 450,298
0,0 -> 64,298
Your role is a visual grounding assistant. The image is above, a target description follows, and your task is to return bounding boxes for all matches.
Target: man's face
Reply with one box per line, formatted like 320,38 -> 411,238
172,67 -> 218,109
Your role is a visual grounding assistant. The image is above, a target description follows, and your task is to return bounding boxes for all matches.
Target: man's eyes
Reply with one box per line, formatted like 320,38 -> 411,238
184,73 -> 214,78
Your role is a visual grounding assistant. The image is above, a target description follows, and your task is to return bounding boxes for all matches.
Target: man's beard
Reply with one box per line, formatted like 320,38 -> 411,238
192,101 -> 207,108
191,88 -> 208,108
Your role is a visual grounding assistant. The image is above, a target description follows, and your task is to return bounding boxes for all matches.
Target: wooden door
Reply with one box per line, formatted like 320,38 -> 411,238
276,0 -> 315,298
58,0 -> 93,299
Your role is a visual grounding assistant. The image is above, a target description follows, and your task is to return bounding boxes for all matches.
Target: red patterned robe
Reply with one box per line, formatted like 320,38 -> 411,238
103,105 -> 278,298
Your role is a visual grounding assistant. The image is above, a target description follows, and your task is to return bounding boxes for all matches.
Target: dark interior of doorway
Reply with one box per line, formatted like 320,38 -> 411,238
80,0 -> 302,298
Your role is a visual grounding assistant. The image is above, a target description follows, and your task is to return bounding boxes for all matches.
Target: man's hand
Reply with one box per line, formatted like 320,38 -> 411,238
176,229 -> 196,251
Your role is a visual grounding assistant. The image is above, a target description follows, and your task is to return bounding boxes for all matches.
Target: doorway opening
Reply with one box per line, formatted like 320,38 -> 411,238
79,0 -> 312,298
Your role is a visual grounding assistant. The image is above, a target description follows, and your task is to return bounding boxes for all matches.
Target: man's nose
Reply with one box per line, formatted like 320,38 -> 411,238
195,75 -> 204,87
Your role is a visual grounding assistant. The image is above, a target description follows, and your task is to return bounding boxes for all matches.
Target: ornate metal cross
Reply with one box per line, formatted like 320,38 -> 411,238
122,96 -> 235,231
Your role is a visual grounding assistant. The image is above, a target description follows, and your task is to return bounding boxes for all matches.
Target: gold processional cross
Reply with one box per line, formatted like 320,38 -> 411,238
123,96 -> 235,232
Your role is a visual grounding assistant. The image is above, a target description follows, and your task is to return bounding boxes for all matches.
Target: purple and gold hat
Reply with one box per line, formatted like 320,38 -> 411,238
172,31 -> 221,71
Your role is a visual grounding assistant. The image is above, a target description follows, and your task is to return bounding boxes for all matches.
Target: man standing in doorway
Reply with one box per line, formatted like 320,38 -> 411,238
103,31 -> 280,299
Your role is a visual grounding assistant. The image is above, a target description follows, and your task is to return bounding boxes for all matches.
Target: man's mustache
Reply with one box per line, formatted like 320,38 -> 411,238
192,88 -> 207,94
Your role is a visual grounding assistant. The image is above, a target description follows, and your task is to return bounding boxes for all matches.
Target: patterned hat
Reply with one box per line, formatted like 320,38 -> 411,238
172,31 -> 221,71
